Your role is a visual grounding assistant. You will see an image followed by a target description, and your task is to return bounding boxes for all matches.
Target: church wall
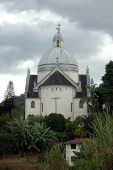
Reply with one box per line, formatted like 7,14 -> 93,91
39,85 -> 76,119
25,98 -> 40,118
73,99 -> 88,119
65,71 -> 79,83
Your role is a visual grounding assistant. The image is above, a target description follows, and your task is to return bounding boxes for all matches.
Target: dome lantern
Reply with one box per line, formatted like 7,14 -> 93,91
53,24 -> 64,48
38,25 -> 78,73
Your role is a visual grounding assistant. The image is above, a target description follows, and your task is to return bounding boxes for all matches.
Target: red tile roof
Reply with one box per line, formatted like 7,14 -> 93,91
65,138 -> 89,144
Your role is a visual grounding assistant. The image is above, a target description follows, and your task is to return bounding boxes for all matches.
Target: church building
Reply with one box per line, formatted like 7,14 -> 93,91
25,25 -> 90,120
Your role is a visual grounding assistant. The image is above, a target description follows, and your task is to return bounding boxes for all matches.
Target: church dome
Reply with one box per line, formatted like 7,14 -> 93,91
38,25 -> 78,72
53,32 -> 64,43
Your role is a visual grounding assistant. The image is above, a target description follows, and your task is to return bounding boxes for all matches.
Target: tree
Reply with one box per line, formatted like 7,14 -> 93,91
45,113 -> 66,132
4,81 -> 15,117
4,81 -> 15,99
7,117 -> 56,153
80,82 -> 100,114
100,61 -> 113,113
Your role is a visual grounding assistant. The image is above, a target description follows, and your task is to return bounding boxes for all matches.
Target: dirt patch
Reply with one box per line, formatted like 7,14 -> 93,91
0,154 -> 41,170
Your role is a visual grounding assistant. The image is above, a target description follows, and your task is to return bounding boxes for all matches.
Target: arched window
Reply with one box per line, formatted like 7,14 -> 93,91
31,101 -> 35,108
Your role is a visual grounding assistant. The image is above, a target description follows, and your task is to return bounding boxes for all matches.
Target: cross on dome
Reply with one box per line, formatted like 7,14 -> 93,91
53,24 -> 64,48
56,24 -> 61,33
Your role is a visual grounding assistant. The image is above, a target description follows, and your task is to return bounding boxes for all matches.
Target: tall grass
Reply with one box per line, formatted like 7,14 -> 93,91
72,112 -> 113,170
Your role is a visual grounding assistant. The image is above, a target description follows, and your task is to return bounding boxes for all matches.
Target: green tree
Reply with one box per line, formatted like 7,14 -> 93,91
80,84 -> 100,114
4,81 -> 15,118
7,117 -> 56,153
45,113 -> 66,132
100,61 -> 113,113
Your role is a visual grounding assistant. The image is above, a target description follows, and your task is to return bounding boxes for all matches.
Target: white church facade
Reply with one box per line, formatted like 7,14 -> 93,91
25,25 -> 90,120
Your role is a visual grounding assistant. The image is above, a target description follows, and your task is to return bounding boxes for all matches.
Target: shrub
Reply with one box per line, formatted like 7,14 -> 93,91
38,145 -> 69,170
45,113 -> 66,132
72,113 -> 113,170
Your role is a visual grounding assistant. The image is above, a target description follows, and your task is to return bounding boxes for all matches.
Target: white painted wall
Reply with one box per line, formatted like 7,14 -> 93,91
25,88 -> 88,119
25,98 -> 40,118
39,85 -> 75,118
66,144 -> 80,166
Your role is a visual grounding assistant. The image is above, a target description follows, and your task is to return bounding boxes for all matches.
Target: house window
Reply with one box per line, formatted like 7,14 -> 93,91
71,103 -> 73,112
41,103 -> 43,113
71,144 -> 76,149
31,101 -> 35,108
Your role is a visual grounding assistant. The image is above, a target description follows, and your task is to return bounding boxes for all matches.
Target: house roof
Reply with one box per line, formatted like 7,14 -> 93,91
65,138 -> 89,144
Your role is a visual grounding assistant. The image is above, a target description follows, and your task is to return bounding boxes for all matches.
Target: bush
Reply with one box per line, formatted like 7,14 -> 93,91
6,117 -> 56,153
0,133 -> 17,156
72,113 -> 113,170
45,113 -> 66,132
38,145 -> 69,170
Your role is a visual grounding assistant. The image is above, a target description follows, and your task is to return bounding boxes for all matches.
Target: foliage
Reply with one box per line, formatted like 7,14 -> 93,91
14,94 -> 25,112
45,113 -> 66,132
99,61 -> 113,113
1,117 -> 56,154
27,114 -> 45,125
0,133 -> 16,156
80,84 -> 100,114
72,112 -> 113,170
0,115 -> 11,133
38,145 -> 69,170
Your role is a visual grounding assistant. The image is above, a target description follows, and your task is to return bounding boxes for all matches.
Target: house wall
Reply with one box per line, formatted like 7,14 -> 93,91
66,144 -> 80,166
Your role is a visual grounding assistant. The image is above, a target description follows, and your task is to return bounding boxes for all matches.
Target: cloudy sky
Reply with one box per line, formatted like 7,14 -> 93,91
0,0 -> 113,101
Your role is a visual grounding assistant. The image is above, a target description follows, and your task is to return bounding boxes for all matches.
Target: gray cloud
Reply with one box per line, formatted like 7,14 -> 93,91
1,0 -> 113,37
0,20 -> 104,75
0,0 -> 112,89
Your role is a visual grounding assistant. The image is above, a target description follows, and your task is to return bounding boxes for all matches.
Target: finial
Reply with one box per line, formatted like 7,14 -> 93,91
86,65 -> 89,75
56,24 -> 61,33
27,67 -> 30,76
91,78 -> 94,86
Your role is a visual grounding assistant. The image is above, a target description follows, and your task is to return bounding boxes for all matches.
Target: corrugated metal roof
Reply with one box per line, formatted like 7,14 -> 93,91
65,138 -> 89,144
